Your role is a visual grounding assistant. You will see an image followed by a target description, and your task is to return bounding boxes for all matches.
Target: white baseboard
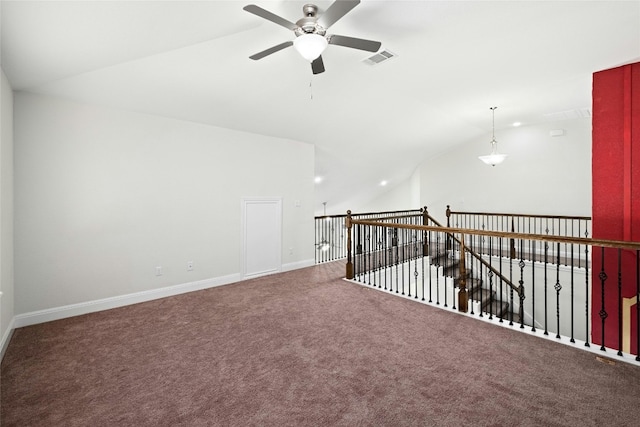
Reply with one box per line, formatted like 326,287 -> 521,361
282,258 -> 315,272
11,259 -> 316,329
1,316 -> 15,361
13,273 -> 243,329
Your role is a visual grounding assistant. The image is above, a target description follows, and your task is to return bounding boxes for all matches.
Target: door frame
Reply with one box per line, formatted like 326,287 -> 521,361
241,197 -> 282,280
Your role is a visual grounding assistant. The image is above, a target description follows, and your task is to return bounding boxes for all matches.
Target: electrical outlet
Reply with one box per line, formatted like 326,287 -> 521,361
289,247 -> 293,255
187,261 -> 194,271
155,266 -> 163,276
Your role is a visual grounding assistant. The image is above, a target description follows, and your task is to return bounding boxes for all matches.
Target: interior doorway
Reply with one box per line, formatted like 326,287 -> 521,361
241,198 -> 282,279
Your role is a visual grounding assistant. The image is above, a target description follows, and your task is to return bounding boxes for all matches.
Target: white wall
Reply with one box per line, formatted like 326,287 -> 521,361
352,118 -> 591,223
419,119 -> 592,223
1,69 -> 15,351
356,178 -> 417,214
14,92 -> 315,315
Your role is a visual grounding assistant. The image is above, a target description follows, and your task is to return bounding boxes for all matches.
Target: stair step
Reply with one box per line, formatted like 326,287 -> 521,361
470,287 -> 494,307
484,300 -> 509,317
455,276 -> 482,290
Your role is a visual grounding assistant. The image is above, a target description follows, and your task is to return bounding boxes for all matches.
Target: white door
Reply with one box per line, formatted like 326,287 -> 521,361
242,198 -> 282,279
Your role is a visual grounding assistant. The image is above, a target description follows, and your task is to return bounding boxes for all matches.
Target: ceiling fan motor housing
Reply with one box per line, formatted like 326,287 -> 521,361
295,4 -> 326,36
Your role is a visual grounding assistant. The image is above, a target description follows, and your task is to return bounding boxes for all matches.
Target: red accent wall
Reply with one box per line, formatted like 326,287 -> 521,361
592,62 -> 640,353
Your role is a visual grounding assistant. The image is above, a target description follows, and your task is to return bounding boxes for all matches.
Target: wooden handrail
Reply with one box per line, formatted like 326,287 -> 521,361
349,220 -> 640,250
446,207 -> 591,221
315,208 -> 421,220
361,212 -> 422,222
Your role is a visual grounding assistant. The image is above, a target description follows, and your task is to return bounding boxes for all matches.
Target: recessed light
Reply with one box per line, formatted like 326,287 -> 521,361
314,176 -> 323,184
380,180 -> 388,186
513,122 -> 521,127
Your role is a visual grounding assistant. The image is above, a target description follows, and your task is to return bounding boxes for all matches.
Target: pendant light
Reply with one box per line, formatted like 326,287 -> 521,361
479,107 -> 508,166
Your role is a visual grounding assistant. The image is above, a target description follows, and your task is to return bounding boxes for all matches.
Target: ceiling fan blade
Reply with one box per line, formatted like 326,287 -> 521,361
311,56 -> 325,74
318,0 -> 360,29
328,34 -> 381,52
249,41 -> 293,60
243,5 -> 298,31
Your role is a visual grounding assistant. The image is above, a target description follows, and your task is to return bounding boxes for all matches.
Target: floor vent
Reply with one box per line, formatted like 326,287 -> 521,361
363,49 -> 397,66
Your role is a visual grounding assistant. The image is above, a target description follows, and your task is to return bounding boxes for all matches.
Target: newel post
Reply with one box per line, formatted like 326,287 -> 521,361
458,232 -> 468,313
422,206 -> 429,256
446,205 -> 451,227
346,210 -> 354,279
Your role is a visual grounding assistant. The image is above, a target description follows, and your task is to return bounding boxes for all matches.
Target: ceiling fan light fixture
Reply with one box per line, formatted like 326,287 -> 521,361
293,33 -> 328,62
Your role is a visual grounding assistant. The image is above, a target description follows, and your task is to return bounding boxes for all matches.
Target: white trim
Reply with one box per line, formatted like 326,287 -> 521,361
282,258 -> 315,272
241,197 -> 283,280
1,316 -> 15,361
13,273 -> 241,328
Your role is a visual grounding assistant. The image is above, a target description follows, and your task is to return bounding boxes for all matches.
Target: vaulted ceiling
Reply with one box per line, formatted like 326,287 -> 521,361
2,1 -> 639,213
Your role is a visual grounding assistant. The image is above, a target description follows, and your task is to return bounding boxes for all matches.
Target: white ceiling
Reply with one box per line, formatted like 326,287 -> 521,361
2,0 -> 639,213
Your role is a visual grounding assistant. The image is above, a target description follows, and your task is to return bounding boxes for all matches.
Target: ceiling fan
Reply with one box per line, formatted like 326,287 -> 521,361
243,0 -> 382,74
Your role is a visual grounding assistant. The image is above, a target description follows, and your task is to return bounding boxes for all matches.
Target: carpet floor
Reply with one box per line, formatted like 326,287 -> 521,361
2,261 -> 639,426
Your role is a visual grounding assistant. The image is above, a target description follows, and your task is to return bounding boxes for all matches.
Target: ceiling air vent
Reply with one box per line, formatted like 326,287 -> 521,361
363,49 -> 397,66
543,108 -> 592,121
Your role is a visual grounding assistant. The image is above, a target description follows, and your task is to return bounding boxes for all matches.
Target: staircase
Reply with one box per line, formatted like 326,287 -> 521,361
430,245 -> 520,323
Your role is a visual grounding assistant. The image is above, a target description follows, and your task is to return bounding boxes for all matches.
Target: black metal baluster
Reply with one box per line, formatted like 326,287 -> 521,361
436,231 -> 441,305
453,233 -> 459,311
499,236 -> 504,323
636,250 -> 639,361
374,224 -> 379,287
401,225 -> 406,296
330,217 -> 335,262
544,241 -> 549,336
414,232 -> 419,299
383,226 -> 388,291
509,238 -> 514,326
470,232 -> 478,316
570,241 -> 575,343
519,239 -> 525,329
357,223 -> 362,282
617,249 -> 622,356
531,240 -> 536,333
555,242 -> 562,339
443,232 -> 448,308
584,235 -> 590,348
421,239 -> 426,302
384,228 -> 393,292
351,222 -> 357,281
479,227 -> 485,317
408,231 -> 413,298
428,229 -> 432,302
314,217 -> 318,264
488,235 -> 493,320
366,227 -> 372,286
395,227 -> 399,294
599,248 -> 608,352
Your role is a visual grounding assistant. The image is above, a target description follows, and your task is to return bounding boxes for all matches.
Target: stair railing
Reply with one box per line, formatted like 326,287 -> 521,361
345,211 -> 640,361
426,209 -> 518,297
446,206 -> 592,265
315,208 -> 421,264
347,208 -> 521,316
